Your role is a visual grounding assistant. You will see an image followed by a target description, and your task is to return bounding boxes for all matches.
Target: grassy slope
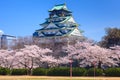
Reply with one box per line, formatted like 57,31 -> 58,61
0,76 -> 120,80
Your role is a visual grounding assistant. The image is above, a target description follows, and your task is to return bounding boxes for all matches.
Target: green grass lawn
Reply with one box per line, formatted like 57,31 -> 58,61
0,76 -> 120,80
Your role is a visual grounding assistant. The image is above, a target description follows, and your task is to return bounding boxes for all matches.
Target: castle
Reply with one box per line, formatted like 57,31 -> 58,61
33,4 -> 83,50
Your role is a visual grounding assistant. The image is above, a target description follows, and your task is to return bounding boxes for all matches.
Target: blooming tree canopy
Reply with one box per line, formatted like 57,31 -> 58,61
63,41 -> 118,68
0,42 -> 120,69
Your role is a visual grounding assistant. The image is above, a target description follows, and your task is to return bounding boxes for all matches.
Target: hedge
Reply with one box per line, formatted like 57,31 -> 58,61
11,69 -> 27,75
72,68 -> 86,76
0,67 -> 10,75
104,68 -> 120,77
32,68 -> 47,76
87,68 -> 103,76
1,67 -> 120,76
47,67 -> 70,76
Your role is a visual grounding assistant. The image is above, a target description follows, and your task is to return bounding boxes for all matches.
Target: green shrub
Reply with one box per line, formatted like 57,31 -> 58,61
11,68 -> 27,75
47,67 -> 69,76
0,67 -> 10,75
32,68 -> 46,76
72,68 -> 86,76
87,68 -> 103,76
104,68 -> 120,77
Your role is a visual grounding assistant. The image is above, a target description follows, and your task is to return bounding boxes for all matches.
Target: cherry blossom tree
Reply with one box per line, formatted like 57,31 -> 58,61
63,41 -> 118,68
0,50 -> 7,67
110,45 -> 120,67
41,55 -> 59,68
0,41 -> 120,72
0,45 -> 54,74
14,45 -> 52,75
0,50 -> 16,69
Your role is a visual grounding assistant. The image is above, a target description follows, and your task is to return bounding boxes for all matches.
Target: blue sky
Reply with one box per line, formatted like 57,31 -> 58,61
0,0 -> 120,41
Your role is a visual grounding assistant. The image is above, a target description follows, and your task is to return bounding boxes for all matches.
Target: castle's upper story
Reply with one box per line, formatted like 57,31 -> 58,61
33,4 -> 82,38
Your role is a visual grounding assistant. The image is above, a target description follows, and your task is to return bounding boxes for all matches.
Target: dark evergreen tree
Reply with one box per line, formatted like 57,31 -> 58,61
99,27 -> 120,48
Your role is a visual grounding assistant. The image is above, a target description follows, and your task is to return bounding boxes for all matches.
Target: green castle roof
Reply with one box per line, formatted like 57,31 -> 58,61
40,16 -> 78,26
49,4 -> 71,12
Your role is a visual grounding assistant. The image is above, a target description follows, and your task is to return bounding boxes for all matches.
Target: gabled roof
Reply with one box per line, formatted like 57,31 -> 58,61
38,32 -> 44,37
56,31 -> 62,36
49,4 -> 71,12
53,14 -> 58,18
40,21 -> 49,27
44,22 -> 59,29
60,16 -> 71,23
68,28 -> 82,36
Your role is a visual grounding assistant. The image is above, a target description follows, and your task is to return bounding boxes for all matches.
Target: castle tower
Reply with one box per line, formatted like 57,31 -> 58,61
33,4 -> 83,49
